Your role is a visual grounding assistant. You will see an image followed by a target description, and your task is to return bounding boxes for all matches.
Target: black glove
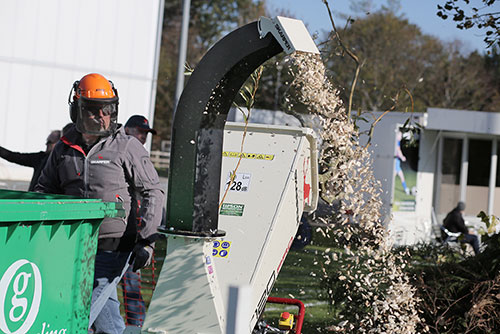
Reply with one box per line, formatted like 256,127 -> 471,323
129,243 -> 153,272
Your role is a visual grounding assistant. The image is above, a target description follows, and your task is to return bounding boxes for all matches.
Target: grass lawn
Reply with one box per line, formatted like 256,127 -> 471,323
119,236 -> 336,332
263,243 -> 338,333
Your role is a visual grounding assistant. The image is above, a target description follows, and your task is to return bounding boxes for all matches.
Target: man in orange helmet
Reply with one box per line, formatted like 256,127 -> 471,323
36,73 -> 164,333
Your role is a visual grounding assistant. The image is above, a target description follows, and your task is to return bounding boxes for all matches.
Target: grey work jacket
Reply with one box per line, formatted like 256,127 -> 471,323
35,125 -> 164,244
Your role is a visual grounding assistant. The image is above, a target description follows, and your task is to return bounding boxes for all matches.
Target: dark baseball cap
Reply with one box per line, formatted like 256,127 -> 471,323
124,115 -> 157,135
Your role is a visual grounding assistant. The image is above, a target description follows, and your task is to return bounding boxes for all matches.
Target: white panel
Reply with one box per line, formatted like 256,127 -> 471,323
114,0 -> 139,75
92,0 -> 118,72
25,66 -> 51,150
0,2 -> 17,58
109,0 -> 158,77
0,0 -> 20,58
129,1 -> 158,76
74,2 -> 99,69
13,1 -> 38,59
34,0 -> 60,63
54,1 -> 79,66
5,65 -> 31,151
28,67 -> 70,135
0,62 -> 11,144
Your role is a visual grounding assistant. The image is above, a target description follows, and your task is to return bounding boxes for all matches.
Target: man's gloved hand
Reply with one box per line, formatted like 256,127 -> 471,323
129,243 -> 153,272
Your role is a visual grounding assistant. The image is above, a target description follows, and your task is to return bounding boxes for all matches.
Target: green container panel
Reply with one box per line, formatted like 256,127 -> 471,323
0,189 -> 125,334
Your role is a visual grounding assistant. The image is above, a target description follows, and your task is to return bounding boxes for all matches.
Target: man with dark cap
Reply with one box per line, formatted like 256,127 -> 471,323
443,201 -> 480,255
120,114 -> 157,326
0,130 -> 61,191
124,115 -> 157,145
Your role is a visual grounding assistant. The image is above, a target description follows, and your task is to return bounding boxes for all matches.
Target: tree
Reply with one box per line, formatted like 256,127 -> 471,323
321,8 -> 498,115
152,0 -> 267,150
414,41 -> 497,111
323,10 -> 445,113
483,46 -> 500,108
437,0 -> 500,49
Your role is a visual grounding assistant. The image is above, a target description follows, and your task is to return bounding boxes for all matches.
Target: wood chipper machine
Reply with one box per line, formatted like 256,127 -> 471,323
129,16 -> 322,334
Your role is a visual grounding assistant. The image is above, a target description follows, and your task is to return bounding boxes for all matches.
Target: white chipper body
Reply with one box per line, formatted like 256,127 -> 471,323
138,122 -> 318,334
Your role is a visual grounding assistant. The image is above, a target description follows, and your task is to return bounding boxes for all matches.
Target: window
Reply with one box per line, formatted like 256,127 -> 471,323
438,138 -> 462,214
465,139 -> 491,216
441,138 -> 462,185
468,139 -> 491,187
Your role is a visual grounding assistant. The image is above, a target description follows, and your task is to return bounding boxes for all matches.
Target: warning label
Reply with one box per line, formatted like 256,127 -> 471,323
223,151 -> 274,161
224,172 -> 251,192
212,239 -> 232,258
220,203 -> 245,216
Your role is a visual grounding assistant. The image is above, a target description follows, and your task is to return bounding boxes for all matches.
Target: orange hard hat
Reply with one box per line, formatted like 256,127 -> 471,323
75,73 -> 117,100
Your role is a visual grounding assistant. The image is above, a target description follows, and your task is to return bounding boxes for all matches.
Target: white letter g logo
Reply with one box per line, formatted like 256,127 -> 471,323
0,260 -> 42,334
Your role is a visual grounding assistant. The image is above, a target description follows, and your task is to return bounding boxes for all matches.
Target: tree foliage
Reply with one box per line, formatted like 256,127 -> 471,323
324,11 -> 442,113
437,0 -> 500,48
414,43 -> 497,111
322,9 -> 500,114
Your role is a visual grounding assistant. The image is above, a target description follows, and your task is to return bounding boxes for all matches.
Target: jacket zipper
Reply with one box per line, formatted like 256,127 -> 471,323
84,137 -> 107,198
83,156 -> 89,198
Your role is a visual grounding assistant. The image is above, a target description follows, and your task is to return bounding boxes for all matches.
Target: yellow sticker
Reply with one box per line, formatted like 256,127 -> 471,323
223,151 -> 274,161
212,240 -> 232,258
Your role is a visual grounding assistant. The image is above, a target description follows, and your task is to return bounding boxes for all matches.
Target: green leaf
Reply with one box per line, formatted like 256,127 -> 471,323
402,117 -> 410,128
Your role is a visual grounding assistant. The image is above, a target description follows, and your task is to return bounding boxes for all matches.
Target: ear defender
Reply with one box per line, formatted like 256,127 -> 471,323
108,80 -> 119,100
68,80 -> 79,123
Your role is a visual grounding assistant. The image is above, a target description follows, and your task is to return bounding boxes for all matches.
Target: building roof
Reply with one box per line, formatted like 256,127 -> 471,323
426,108 -> 500,135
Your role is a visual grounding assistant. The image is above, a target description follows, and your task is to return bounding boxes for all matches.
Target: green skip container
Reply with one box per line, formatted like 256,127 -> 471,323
0,189 -> 125,334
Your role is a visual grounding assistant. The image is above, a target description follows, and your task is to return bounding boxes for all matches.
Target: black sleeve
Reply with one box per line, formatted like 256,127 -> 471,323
0,146 -> 45,168
34,146 -> 63,194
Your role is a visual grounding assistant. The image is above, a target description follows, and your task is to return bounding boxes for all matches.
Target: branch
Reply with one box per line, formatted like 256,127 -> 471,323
474,11 -> 500,18
219,66 -> 263,209
323,0 -> 362,121
363,86 -> 414,149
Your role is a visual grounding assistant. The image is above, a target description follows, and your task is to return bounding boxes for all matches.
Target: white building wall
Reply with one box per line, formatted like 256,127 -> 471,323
0,0 -> 164,182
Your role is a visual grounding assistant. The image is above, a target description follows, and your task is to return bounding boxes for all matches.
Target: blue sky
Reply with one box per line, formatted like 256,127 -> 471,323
266,0 -> 500,54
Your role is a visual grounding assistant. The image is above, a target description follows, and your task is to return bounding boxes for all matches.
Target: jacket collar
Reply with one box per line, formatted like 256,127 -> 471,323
60,123 -> 124,156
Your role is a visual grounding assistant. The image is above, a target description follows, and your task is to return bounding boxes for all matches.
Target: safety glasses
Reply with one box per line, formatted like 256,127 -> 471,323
82,104 -> 115,117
